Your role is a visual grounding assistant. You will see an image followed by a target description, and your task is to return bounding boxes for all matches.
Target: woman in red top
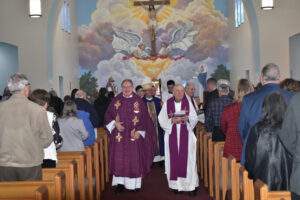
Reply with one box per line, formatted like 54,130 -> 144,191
220,79 -> 253,161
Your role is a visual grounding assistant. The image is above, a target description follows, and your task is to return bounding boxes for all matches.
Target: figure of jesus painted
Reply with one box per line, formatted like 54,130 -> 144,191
105,79 -> 157,193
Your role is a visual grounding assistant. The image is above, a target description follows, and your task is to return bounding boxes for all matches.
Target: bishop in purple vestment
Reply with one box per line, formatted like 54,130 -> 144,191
105,79 -> 156,191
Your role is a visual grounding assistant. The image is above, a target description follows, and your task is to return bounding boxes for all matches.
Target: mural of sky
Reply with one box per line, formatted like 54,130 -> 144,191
76,0 -> 229,90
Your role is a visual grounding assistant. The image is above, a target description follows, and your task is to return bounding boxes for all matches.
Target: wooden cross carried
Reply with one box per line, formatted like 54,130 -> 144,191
133,0 -> 170,56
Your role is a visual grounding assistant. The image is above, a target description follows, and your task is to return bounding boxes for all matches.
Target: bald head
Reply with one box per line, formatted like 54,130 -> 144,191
185,81 -> 196,97
173,84 -> 185,102
261,63 -> 280,84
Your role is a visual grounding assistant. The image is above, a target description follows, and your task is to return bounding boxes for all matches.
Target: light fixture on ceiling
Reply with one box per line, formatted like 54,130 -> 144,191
261,0 -> 274,10
29,0 -> 42,18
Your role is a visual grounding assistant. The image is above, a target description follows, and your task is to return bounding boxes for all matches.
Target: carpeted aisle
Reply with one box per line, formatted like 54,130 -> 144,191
102,165 -> 210,200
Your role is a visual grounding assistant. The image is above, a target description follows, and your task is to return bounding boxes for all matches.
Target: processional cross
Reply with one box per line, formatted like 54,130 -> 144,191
133,0 -> 170,56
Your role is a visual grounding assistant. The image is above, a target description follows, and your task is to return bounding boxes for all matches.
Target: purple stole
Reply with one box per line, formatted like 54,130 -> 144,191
167,95 -> 189,180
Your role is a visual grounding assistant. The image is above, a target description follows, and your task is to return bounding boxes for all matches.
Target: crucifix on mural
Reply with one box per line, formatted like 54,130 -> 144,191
133,0 -> 170,56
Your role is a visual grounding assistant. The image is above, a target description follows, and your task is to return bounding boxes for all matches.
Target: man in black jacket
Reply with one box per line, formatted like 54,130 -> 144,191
75,90 -> 99,128
279,93 -> 300,200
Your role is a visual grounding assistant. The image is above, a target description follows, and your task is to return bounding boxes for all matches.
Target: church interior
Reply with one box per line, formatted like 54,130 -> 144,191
0,0 -> 300,199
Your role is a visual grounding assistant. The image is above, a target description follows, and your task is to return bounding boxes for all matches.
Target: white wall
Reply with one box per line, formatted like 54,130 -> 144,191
0,43 -> 19,92
52,0 -> 79,98
0,0 -> 78,96
290,33 -> 300,80
0,0 -> 49,90
229,0 -> 300,87
228,0 -> 257,87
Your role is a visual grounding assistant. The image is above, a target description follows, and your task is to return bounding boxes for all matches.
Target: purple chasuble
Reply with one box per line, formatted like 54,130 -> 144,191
104,93 -> 156,178
167,95 -> 189,180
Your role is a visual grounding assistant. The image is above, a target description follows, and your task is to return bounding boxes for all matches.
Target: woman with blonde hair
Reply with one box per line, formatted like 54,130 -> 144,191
220,79 -> 253,161
58,100 -> 88,151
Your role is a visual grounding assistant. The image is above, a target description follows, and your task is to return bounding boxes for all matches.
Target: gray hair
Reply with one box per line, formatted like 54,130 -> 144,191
7,73 -> 30,93
261,63 -> 280,81
185,81 -> 195,89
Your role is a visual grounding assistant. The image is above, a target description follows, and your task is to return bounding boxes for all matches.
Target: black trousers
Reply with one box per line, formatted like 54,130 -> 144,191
212,126 -> 226,142
42,159 -> 56,168
0,165 -> 42,181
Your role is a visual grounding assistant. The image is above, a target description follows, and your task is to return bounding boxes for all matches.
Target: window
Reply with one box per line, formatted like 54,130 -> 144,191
60,1 -> 71,33
235,0 -> 245,27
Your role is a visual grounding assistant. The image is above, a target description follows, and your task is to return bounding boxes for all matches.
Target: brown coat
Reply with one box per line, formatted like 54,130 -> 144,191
0,94 -> 53,167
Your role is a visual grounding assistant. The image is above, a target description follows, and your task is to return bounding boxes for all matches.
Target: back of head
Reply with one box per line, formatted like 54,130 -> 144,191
206,78 -> 217,91
262,92 -> 286,126
261,63 -> 280,83
99,87 -> 107,96
49,89 -> 57,97
71,88 -> 79,99
236,79 -> 252,102
62,100 -> 77,118
167,80 -> 175,86
63,95 -> 72,102
29,89 -> 50,107
135,85 -> 143,92
7,73 -> 30,94
217,79 -> 230,95
280,78 -> 300,92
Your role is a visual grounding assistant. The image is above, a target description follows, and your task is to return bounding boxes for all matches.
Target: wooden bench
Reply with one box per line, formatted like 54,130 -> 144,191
220,156 -> 238,200
84,146 -> 95,200
203,132 -> 210,188
44,160 -> 78,200
196,123 -> 202,173
96,138 -> 105,191
0,185 -> 49,200
0,172 -> 65,200
208,137 -> 215,197
213,142 -> 225,200
198,126 -> 204,181
254,179 -> 291,200
92,142 -> 101,200
97,128 -> 109,183
57,152 -> 86,200
237,163 -> 254,200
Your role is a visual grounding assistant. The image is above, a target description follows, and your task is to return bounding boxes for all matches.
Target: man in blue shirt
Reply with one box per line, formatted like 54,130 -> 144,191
239,63 -> 293,164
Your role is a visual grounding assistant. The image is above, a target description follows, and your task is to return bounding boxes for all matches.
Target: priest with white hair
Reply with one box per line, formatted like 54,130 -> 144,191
158,84 -> 199,195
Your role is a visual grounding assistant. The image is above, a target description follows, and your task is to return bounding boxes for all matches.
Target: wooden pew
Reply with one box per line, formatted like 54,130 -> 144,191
43,160 -> 78,200
198,126 -> 204,181
57,152 -> 86,200
92,142 -> 101,200
97,128 -> 109,183
196,123 -> 201,173
96,138 -> 105,191
0,172 -> 65,200
254,180 -> 291,200
203,132 -> 210,188
237,163 -> 254,200
220,156 -> 239,200
84,146 -> 95,200
208,137 -> 215,197
0,185 -> 49,200
213,142 -> 225,200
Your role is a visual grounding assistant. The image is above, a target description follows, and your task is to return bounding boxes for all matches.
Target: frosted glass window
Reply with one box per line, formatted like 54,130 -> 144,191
60,1 -> 71,33
235,0 -> 245,27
